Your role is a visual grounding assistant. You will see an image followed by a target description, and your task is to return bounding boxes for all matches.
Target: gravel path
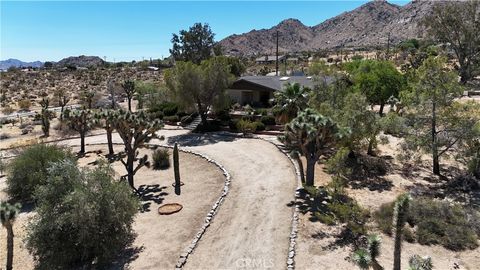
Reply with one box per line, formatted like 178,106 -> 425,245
60,130 -> 297,270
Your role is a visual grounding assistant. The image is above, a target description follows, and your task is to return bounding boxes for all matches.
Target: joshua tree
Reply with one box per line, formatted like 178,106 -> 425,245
173,143 -> 181,195
279,109 -> 347,186
81,90 -> 96,109
1,202 -> 21,270
121,80 -> 136,112
393,194 -> 411,270
54,87 -> 70,122
63,109 -> 95,154
112,110 -> 163,190
352,234 -> 383,270
39,97 -> 50,137
95,109 -> 116,156
272,82 -> 310,123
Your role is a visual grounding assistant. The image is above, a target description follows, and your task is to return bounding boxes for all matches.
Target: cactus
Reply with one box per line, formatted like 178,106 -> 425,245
173,143 -> 181,195
393,194 -> 411,270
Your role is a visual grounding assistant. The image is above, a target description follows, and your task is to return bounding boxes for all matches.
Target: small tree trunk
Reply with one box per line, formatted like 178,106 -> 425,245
106,129 -> 114,156
80,133 -> 85,154
379,103 -> 385,116
6,222 -> 14,270
295,156 -> 305,184
128,98 -> 132,112
126,153 -> 135,189
367,136 -> 376,156
431,101 -> 440,175
305,157 -> 316,186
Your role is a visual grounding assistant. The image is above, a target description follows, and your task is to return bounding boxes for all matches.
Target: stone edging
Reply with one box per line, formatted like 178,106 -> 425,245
77,141 -> 231,269
253,136 -> 302,270
157,144 -> 231,270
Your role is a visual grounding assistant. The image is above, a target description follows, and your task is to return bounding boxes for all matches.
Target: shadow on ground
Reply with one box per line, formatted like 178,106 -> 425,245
138,184 -> 169,212
167,132 -> 237,147
108,246 -> 145,270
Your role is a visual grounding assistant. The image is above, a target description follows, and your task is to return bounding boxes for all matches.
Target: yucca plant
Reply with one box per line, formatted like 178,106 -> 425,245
352,234 -> 383,270
1,202 -> 21,270
408,255 -> 433,270
393,194 -> 411,270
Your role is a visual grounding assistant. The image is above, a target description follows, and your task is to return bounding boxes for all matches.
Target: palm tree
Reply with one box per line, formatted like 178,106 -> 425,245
1,202 -> 21,270
272,82 -> 310,124
393,194 -> 411,270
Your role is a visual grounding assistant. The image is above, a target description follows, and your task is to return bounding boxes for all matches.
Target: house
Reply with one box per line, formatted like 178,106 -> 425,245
255,55 -> 286,65
227,76 -> 317,107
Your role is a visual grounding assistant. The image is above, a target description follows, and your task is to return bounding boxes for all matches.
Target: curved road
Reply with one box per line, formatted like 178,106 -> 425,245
60,129 -> 297,270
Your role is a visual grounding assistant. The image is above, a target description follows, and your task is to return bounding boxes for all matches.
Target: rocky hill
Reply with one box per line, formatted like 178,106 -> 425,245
55,55 -> 105,68
219,0 -> 437,56
0,59 -> 43,70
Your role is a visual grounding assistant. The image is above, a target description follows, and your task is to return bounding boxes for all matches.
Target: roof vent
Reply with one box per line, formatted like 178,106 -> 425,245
279,76 -> 290,81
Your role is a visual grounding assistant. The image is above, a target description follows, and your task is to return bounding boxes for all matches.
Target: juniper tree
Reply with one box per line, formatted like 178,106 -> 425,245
121,80 -> 136,112
63,109 -> 96,154
170,22 -> 215,64
111,110 -> 163,190
1,202 -> 21,270
279,109 -> 348,186
401,56 -> 463,175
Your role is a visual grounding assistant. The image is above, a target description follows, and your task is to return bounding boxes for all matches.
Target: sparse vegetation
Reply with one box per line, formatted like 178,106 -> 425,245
152,148 -> 170,170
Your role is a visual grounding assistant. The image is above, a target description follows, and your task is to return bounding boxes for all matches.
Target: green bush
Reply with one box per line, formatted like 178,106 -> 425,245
26,160 -> 138,269
380,112 -> 406,136
152,149 -> 170,170
194,120 -> 222,133
236,119 -> 257,133
148,102 -> 178,116
374,198 -> 479,251
315,212 -> 336,225
254,121 -> 265,131
260,115 -> 276,126
228,118 -> 240,131
7,144 -> 75,202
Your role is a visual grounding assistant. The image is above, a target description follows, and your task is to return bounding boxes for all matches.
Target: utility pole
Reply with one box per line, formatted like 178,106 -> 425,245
386,32 -> 391,60
276,30 -> 279,76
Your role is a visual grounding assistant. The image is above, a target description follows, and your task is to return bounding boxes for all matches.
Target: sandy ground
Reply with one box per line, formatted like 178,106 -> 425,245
295,134 -> 480,270
0,142 -> 226,270
2,130 -> 298,270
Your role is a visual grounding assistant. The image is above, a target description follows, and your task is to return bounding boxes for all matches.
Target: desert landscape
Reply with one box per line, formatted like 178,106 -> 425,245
1,1 -> 480,270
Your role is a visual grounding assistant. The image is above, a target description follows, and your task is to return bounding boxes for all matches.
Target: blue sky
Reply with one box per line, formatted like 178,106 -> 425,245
1,1 -> 409,62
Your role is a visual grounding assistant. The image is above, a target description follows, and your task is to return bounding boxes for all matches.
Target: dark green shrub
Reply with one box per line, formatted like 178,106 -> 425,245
180,115 -> 193,125
260,115 -> 276,126
255,108 -> 268,116
176,111 -> 188,118
228,119 -> 240,131
315,212 -> 336,225
149,110 -> 164,120
148,102 -> 178,116
236,119 -> 257,133
7,144 -> 75,202
26,160 -> 138,269
216,110 -> 231,122
163,115 -> 180,123
374,198 -> 480,251
152,149 -> 170,170
254,121 -> 265,131
195,120 -> 222,133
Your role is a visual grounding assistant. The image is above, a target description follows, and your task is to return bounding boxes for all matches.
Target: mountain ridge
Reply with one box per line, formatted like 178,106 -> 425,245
219,0 -> 436,56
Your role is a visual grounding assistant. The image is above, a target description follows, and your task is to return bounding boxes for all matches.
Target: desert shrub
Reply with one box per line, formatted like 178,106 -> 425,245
1,105 -> 14,114
0,156 -> 6,174
216,110 -> 231,122
148,101 -> 178,116
260,115 -> 276,126
7,144 -> 75,202
228,119 -> 240,131
236,119 -> 257,133
163,115 -> 180,123
26,160 -> 138,269
149,110 -> 164,120
152,149 -> 170,170
195,120 -> 222,132
380,112 -> 406,136
17,99 -> 32,110
255,108 -> 268,116
254,121 -> 265,131
374,198 -> 479,251
315,212 -> 336,225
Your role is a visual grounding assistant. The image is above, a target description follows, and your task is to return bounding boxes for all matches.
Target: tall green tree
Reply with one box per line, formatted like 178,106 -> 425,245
279,109 -> 347,186
1,202 -> 21,270
401,56 -> 463,175
170,22 -> 215,64
272,82 -> 310,124
111,110 -> 163,191
347,60 -> 405,116
165,57 -> 233,126
423,1 -> 480,83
